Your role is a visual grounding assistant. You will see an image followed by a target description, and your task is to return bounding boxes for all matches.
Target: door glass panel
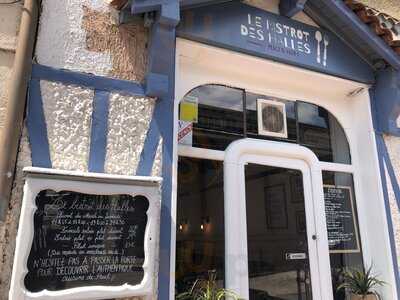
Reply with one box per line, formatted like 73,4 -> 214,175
245,164 -> 312,300
175,157 -> 225,295
322,171 -> 364,300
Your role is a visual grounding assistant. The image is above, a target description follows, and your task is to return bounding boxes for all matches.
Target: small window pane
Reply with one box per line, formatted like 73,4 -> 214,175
175,157 -> 225,295
297,102 -> 351,164
322,171 -> 363,300
180,85 -> 244,150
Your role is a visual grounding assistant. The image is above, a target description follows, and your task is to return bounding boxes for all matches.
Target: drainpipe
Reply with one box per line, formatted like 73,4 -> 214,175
0,0 -> 39,220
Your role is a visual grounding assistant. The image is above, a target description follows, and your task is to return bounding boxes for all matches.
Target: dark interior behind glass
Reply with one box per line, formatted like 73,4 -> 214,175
180,85 -> 351,164
323,171 -> 364,300
175,157 -> 225,295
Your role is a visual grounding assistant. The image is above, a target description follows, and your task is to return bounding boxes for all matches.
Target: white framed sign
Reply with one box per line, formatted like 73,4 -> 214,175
9,167 -> 162,300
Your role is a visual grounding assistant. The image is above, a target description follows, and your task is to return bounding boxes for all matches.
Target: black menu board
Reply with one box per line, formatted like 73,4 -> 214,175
323,185 -> 360,253
24,190 -> 149,292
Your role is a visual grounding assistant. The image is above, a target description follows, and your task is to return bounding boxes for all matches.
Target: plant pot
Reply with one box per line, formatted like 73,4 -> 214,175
350,294 -> 378,300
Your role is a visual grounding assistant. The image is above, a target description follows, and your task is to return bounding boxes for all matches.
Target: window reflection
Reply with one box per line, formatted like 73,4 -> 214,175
178,85 -> 351,164
175,157 -> 225,295
245,164 -> 312,300
297,102 -> 351,164
181,85 -> 245,150
323,171 -> 364,300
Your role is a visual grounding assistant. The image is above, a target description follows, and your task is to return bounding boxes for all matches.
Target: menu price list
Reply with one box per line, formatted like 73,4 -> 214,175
24,190 -> 149,292
323,186 -> 360,253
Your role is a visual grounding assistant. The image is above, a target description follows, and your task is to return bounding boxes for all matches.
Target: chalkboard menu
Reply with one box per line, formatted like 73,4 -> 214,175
323,185 -> 360,253
24,190 -> 149,292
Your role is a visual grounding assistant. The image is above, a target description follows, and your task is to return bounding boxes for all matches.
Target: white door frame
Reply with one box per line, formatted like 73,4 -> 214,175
224,139 -> 333,300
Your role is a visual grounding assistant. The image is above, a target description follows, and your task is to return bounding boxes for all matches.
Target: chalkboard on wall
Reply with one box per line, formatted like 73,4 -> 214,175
24,190 -> 149,292
9,169 -> 161,300
323,185 -> 361,254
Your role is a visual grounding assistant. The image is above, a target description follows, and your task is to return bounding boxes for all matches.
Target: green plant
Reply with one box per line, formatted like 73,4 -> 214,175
176,270 -> 241,300
337,265 -> 385,296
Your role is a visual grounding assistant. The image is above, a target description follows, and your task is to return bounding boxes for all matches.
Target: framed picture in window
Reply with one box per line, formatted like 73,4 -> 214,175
264,184 -> 288,229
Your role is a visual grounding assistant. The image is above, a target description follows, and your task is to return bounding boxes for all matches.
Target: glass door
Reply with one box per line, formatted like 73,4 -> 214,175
223,139 -> 332,300
245,163 -> 312,300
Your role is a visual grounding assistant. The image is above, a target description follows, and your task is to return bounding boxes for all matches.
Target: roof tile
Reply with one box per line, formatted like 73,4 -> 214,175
344,0 -> 400,55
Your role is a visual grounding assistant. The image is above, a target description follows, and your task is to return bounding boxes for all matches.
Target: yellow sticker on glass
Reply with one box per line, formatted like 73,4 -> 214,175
180,96 -> 198,123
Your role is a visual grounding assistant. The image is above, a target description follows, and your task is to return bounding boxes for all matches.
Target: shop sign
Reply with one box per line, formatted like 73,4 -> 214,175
10,168 -> 161,300
178,2 -> 374,83
324,185 -> 361,253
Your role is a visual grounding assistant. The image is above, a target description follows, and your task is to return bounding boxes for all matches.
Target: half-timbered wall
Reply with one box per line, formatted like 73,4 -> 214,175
0,1 -> 155,299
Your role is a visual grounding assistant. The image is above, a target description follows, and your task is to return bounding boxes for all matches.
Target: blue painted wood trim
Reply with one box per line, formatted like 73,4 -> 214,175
26,79 -> 52,168
374,68 -> 400,136
135,2 -> 179,298
88,90 -> 110,173
31,64 -> 146,97
132,0 -> 180,27
177,2 -> 374,84
279,0 -> 307,18
136,116 -> 161,176
370,89 -> 400,295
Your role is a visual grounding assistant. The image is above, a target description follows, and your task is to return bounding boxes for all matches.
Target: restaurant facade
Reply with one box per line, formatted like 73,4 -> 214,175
1,0 -> 400,300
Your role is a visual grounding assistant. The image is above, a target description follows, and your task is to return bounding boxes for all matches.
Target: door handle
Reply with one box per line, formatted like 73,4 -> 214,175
285,253 -> 307,260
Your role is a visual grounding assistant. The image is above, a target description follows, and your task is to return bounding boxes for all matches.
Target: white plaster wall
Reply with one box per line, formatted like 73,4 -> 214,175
383,135 -> 400,270
35,0 -> 113,77
41,80 -> 94,172
104,94 -> 155,175
35,0 -> 148,82
34,0 -> 158,177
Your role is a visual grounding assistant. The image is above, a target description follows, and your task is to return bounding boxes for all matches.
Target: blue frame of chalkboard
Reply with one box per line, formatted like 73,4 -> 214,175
9,167 -> 162,300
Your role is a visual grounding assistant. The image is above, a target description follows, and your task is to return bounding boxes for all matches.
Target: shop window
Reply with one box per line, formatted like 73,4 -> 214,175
175,157 -> 225,294
297,102 -> 351,164
179,85 -> 245,150
179,85 -> 351,164
322,171 -> 364,300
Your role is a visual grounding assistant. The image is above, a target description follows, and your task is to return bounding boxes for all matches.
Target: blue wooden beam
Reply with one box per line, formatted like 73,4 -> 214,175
374,67 -> 400,136
180,0 -> 233,9
279,0 -> 307,18
132,0 -> 179,27
131,1 -> 180,298
88,90 -> 110,173
27,79 -> 52,168
132,0 -> 179,98
32,64 -> 145,97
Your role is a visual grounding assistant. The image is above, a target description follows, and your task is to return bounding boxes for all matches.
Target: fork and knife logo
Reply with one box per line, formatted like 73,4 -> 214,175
315,30 -> 329,67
